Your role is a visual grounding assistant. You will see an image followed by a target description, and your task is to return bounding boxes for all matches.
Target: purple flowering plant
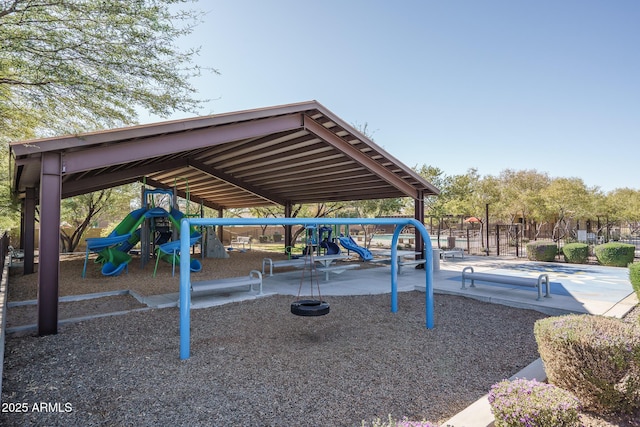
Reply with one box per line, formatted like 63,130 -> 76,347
488,378 -> 582,427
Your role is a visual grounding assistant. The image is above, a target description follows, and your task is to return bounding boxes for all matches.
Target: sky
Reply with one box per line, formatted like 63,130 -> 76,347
140,0 -> 639,192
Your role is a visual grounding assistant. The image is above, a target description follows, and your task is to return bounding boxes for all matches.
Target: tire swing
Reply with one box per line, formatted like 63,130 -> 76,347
291,228 -> 330,317
290,299 -> 330,317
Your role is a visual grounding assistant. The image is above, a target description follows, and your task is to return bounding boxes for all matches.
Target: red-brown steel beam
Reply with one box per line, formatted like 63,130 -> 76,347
38,152 -> 62,335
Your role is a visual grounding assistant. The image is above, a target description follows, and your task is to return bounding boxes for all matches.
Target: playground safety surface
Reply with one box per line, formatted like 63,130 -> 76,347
2,252 -> 638,427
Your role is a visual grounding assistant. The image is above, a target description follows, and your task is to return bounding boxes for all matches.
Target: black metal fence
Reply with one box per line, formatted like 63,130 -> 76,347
429,221 -> 640,260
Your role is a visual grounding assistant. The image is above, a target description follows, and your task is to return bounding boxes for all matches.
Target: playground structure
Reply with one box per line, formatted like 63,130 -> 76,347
178,217 -> 434,360
151,207 -> 203,277
83,187 -> 203,278
337,234 -> 374,261
319,226 -> 341,255
300,225 -> 374,261
302,225 -> 341,256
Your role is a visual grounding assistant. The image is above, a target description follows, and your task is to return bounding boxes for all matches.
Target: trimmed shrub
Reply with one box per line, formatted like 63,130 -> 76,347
594,242 -> 636,267
561,242 -> 589,264
488,378 -> 581,427
534,314 -> 640,413
629,262 -> 640,302
526,241 -> 558,262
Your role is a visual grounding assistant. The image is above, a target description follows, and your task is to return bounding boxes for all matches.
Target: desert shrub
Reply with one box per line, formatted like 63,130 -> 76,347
488,378 -> 581,427
361,415 -> 438,427
534,314 -> 640,413
561,242 -> 589,264
629,262 -> 640,302
594,242 -> 636,267
526,241 -> 558,262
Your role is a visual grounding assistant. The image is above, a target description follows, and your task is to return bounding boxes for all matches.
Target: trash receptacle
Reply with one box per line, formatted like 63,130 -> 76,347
447,236 -> 456,249
432,248 -> 441,272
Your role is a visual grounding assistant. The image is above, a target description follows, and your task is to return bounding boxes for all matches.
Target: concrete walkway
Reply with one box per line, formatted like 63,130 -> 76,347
147,255 -> 638,319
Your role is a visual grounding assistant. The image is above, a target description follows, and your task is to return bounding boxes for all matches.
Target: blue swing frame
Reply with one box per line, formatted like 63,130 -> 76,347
178,217 -> 434,360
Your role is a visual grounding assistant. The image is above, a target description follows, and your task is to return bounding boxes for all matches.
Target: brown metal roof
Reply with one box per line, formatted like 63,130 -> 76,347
10,100 -> 439,210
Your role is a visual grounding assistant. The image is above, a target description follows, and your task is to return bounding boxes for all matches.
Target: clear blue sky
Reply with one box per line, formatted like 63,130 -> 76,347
141,0 -> 639,192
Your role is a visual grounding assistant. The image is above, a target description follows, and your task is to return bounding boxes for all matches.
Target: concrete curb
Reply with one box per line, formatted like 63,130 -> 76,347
0,256 -> 9,405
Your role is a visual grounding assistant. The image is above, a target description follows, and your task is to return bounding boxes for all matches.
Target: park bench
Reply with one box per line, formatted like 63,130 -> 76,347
398,258 -> 427,273
262,257 -> 360,280
262,257 -> 307,276
461,266 -> 551,301
8,245 -> 24,267
441,248 -> 464,260
370,254 -> 426,274
230,236 -> 251,250
315,263 -> 360,281
191,270 -> 263,296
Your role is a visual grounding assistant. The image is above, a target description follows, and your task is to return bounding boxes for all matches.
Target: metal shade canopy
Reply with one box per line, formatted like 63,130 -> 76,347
8,100 -> 440,336
10,100 -> 439,210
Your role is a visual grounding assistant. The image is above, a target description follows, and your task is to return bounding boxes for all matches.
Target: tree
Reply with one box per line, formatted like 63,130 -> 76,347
443,168 -> 480,219
59,190 -> 112,253
496,169 -> 550,239
604,188 -> 640,237
1,0 -> 212,135
473,174 -> 501,249
59,184 -> 139,252
542,177 -> 595,242
414,164 -> 450,246
1,0 -> 214,240
248,206 -> 281,238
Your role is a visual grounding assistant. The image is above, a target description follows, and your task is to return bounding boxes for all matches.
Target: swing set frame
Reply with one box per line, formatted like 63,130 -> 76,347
178,217 -> 435,360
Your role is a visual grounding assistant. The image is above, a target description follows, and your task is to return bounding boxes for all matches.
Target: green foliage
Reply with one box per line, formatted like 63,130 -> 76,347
60,184 -> 139,252
1,0 -> 212,135
497,169 -> 550,225
629,263 -> 640,302
411,164 -> 635,238
1,1 -> 214,235
488,378 -> 581,427
526,241 -> 558,262
561,242 -> 589,264
606,188 -> 640,224
594,242 -> 636,267
0,150 -> 20,231
534,314 -> 640,413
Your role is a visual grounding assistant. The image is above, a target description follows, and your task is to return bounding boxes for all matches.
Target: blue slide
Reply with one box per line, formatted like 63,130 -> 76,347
338,235 -> 373,261
320,239 -> 341,255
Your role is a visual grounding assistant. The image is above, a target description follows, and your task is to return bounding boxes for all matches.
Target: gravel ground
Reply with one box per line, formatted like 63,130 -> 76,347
1,292 -> 546,427
5,294 -> 148,330
2,250 -> 639,426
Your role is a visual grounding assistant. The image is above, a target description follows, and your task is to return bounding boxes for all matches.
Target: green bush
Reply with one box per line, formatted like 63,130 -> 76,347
594,242 -> 636,267
526,241 -> 558,262
561,242 -> 589,264
629,262 -> 640,302
488,378 -> 581,427
534,314 -> 640,413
